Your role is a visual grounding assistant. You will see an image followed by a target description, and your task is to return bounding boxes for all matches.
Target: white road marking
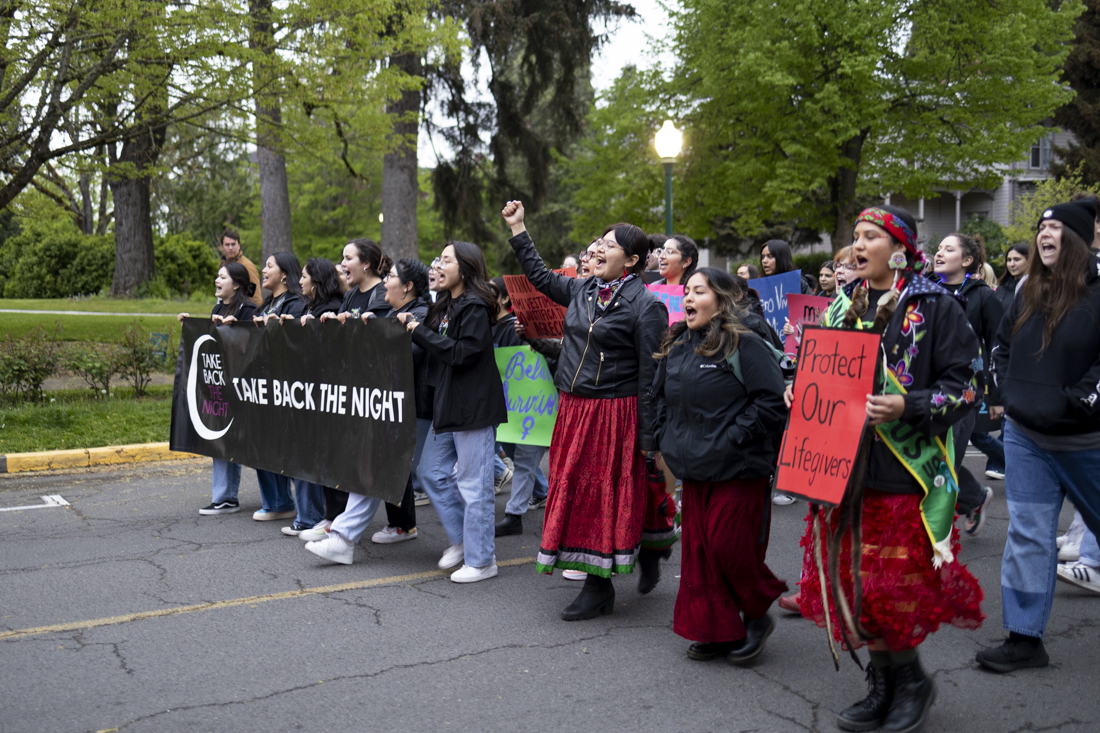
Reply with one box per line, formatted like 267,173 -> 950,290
0,495 -> 70,512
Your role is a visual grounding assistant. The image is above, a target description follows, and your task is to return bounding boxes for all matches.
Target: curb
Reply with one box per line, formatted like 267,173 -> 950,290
0,443 -> 200,474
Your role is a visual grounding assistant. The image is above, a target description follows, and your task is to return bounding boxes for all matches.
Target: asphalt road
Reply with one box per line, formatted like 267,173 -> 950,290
0,453 -> 1097,733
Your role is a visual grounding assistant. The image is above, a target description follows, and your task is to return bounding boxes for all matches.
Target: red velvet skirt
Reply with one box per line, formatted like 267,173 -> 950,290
537,393 -> 647,578
798,488 -> 984,650
674,478 -> 788,643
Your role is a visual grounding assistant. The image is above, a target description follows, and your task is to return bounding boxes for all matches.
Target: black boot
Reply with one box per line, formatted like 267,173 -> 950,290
837,665 -> 894,732
727,613 -> 776,664
637,546 -> 672,595
881,657 -> 935,733
687,641 -> 737,661
494,513 -> 523,537
561,574 -> 615,621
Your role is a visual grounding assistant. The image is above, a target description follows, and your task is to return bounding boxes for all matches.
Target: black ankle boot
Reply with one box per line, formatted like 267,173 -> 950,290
727,613 -> 776,664
882,658 -> 935,733
494,513 -> 523,537
637,547 -> 672,595
837,665 -> 894,732
561,575 -> 615,621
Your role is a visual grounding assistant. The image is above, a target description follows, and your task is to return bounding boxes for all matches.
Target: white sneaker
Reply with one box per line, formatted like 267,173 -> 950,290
562,569 -> 587,581
371,526 -> 418,544
1057,561 -> 1100,594
305,534 -> 354,565
1059,538 -> 1082,562
253,509 -> 297,521
438,543 -> 464,569
984,469 -> 1005,480
772,494 -> 796,506
494,465 -> 513,495
298,520 -> 332,542
451,562 -> 498,583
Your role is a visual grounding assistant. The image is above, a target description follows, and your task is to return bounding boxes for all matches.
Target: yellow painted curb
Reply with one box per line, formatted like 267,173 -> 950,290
2,442 -> 200,473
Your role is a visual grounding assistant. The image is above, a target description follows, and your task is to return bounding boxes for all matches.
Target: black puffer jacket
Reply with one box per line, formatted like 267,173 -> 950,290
992,256 -> 1100,436
389,298 -> 432,420
944,277 -> 1003,405
212,300 -> 257,321
411,292 -> 507,433
510,231 -> 668,450
653,329 -> 787,482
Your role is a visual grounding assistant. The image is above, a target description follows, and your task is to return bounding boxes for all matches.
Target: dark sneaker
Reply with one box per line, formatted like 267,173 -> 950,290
413,490 -> 430,507
199,500 -> 240,515
976,637 -> 1049,673
281,521 -> 311,537
528,495 -> 548,510
964,486 -> 994,536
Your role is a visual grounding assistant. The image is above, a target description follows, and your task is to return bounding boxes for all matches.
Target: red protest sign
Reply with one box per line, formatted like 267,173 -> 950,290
553,267 -> 577,278
775,327 -> 881,506
503,274 -> 567,339
783,294 -> 832,355
647,283 -> 685,326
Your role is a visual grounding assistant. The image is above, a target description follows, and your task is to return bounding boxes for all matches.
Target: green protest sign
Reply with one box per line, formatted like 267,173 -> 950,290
494,346 -> 559,447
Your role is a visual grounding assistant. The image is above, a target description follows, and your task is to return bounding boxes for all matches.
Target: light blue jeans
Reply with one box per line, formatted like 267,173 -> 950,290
256,469 -> 296,513
418,426 -> 496,568
1001,423 -> 1100,637
505,444 -> 549,516
211,459 -> 241,503
330,492 -> 383,544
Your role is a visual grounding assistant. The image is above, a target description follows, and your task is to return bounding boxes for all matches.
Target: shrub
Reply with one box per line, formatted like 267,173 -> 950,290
63,342 -> 122,398
154,234 -> 219,297
118,322 -> 169,397
960,214 -> 1009,264
0,219 -> 114,298
0,324 -> 62,403
793,251 -> 837,281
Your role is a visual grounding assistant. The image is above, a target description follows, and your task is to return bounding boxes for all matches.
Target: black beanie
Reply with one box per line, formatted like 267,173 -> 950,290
1038,198 -> 1097,245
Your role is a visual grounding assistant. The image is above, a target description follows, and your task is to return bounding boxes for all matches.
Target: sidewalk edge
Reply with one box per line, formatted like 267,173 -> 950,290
1,443 -> 200,473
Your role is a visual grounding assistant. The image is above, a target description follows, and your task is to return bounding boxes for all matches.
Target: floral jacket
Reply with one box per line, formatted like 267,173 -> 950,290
831,275 -> 981,494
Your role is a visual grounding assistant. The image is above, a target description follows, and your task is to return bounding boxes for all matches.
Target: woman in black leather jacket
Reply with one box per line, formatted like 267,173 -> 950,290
502,200 -> 668,621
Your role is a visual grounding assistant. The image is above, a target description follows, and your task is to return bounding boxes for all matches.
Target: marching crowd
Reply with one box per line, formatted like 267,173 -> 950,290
179,192 -> 1100,733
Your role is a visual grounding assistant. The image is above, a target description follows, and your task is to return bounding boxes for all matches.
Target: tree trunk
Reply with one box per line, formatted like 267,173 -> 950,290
109,127 -> 164,295
79,172 -> 93,235
250,0 -> 293,263
830,132 -> 867,251
381,53 -> 422,263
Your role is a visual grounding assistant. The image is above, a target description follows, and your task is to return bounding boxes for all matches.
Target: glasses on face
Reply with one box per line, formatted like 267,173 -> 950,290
660,247 -> 679,256
835,263 -> 856,271
595,238 -> 623,253
430,258 -> 441,270
580,251 -> 594,261
382,272 -> 396,282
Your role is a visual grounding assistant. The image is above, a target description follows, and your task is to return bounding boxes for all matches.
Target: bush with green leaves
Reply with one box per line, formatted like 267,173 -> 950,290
154,234 -> 220,297
0,324 -> 61,403
0,218 -> 114,298
118,322 -> 170,397
63,342 -> 122,398
960,214 -> 1009,264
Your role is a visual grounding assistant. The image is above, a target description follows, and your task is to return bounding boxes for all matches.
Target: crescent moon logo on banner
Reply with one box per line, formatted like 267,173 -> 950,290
187,334 -> 233,441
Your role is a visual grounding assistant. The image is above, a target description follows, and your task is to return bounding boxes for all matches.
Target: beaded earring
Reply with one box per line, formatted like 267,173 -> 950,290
888,252 -> 907,270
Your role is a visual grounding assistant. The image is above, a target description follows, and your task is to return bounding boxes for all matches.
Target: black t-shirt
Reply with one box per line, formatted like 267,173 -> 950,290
340,282 -> 388,317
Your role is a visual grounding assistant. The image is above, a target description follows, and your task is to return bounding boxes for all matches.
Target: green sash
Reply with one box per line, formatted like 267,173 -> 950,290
819,287 -> 958,567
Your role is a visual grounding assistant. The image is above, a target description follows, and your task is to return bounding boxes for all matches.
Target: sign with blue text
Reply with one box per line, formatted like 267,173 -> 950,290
748,270 -> 803,335
494,346 -> 559,447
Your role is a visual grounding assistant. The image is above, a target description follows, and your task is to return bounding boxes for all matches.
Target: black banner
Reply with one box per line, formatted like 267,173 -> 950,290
170,318 -> 417,504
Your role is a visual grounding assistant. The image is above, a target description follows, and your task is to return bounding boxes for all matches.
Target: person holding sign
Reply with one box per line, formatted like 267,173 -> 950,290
652,268 -> 788,663
399,242 -> 507,583
502,200 -> 668,621
980,199 -> 1100,673
797,205 -> 983,733
322,239 -> 391,323
759,239 -> 813,294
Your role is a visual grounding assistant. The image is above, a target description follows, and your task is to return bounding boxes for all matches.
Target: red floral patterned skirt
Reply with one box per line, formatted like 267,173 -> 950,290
537,393 -> 647,578
798,488 -> 984,650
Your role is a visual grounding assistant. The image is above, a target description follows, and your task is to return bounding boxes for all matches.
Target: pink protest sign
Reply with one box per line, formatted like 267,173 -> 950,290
647,283 -> 685,326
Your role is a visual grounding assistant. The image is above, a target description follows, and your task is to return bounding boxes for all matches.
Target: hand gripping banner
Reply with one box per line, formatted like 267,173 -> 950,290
170,318 -> 417,504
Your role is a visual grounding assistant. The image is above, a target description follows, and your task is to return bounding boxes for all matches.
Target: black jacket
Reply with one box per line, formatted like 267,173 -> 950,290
991,256 -> 1100,436
410,292 -> 507,433
492,313 -> 519,347
212,300 -> 257,321
308,296 -> 343,318
944,277 -> 1004,405
388,298 -> 432,420
653,330 -> 787,482
993,276 -> 1018,314
257,291 -> 307,319
510,231 -> 668,450
851,277 -> 981,494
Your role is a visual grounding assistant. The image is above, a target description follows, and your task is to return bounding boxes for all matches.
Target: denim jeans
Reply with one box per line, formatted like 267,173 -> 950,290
505,444 -> 549,516
384,418 -> 432,531
211,459 -> 241,503
417,426 -> 496,568
1001,422 -> 1100,637
1080,527 -> 1100,568
970,430 -> 1006,474
293,480 -> 326,527
256,469 -> 296,513
330,492 -> 383,544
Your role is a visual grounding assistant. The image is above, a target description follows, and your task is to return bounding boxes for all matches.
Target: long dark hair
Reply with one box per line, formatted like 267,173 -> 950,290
730,274 -> 765,318
1013,225 -> 1091,350
602,222 -> 650,277
263,252 -> 302,306
303,257 -> 341,307
221,262 -> 253,310
655,268 -> 749,360
669,234 -> 699,282
761,239 -> 795,274
394,258 -> 429,299
348,238 -> 393,279
428,241 -> 498,329
998,243 -> 1029,287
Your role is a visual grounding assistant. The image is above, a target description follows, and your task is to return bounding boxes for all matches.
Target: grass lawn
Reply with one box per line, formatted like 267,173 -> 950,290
0,312 -> 182,343
0,386 -> 173,453
0,297 -> 212,314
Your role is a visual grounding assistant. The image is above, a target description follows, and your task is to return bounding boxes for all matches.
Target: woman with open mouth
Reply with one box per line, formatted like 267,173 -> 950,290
501,199 -> 668,620
798,204 -> 984,733
654,234 -> 698,287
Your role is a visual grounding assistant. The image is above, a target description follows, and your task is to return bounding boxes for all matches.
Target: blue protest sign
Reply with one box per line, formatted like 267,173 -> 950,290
747,270 -> 802,335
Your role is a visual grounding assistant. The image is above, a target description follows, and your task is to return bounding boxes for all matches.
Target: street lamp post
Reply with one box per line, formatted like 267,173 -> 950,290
654,120 -> 683,237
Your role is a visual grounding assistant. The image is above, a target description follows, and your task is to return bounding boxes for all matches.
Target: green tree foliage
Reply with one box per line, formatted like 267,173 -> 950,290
596,0 -> 1081,250
1052,0 -> 1100,186
960,214 -> 1009,264
1005,170 -> 1100,246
